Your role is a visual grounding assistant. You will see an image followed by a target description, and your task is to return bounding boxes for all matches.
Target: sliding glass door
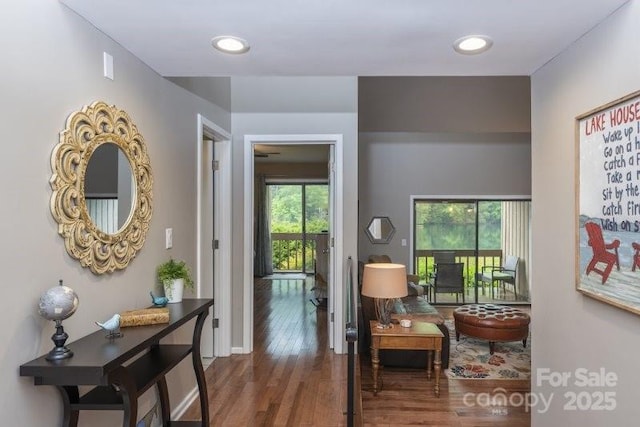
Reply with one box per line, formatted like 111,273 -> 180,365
413,198 -> 531,305
268,183 -> 328,273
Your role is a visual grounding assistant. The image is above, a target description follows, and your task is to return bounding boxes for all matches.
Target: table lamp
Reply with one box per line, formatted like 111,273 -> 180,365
361,263 -> 408,329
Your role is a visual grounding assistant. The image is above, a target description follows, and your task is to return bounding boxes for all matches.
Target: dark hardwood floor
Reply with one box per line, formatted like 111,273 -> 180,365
182,276 -> 531,426
360,364 -> 530,426
182,275 -> 349,426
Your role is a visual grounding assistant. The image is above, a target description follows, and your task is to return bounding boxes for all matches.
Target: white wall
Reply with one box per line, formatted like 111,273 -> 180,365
531,1 -> 638,424
229,76 -> 359,349
1,1 -> 229,425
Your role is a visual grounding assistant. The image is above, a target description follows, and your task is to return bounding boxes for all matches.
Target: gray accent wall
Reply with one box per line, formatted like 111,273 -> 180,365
531,1 -> 638,424
358,76 -> 532,266
359,76 -> 531,133
359,132 -> 531,266
85,143 -> 119,196
3,1 -> 229,425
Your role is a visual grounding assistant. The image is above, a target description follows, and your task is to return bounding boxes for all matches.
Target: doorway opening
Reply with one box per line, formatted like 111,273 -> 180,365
244,134 -> 345,354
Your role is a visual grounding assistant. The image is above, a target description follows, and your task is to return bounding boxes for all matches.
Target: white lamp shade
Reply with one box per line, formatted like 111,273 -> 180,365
361,263 -> 408,299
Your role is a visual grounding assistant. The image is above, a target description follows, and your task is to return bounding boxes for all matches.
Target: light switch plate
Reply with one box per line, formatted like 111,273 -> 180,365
165,228 -> 173,249
103,52 -> 114,80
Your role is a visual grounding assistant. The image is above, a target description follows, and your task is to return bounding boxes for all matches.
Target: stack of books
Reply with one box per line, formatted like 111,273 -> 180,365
120,307 -> 170,327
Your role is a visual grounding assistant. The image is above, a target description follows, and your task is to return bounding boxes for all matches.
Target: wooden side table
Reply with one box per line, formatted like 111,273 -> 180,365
370,320 -> 444,397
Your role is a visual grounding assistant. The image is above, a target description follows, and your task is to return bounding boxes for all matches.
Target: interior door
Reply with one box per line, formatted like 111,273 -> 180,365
200,138 -> 215,357
327,146 -> 335,348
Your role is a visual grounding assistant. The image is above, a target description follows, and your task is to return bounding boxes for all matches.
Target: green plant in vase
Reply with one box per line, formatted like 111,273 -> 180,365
156,258 -> 194,303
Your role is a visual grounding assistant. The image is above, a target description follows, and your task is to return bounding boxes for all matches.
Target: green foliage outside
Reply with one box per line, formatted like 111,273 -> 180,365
415,201 -> 502,250
414,254 -> 502,286
269,184 -> 329,270
414,201 -> 502,284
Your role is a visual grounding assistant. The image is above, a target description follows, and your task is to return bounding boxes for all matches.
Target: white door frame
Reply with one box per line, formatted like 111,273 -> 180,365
197,114 -> 232,357
243,134 -> 345,354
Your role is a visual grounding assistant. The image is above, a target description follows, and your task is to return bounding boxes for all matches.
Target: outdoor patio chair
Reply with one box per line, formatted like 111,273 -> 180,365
433,262 -> 465,303
429,250 -> 456,281
585,222 -> 620,284
480,255 -> 519,300
422,251 -> 457,301
433,250 -> 456,265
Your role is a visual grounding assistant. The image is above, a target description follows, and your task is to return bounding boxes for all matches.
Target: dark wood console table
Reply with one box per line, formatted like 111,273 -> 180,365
20,298 -> 213,427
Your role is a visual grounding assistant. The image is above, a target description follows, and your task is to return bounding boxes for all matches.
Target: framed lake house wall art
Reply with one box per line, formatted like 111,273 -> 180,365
576,90 -> 640,315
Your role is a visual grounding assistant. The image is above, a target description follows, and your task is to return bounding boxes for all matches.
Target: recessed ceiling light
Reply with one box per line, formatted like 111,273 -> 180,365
453,35 -> 493,55
211,36 -> 250,54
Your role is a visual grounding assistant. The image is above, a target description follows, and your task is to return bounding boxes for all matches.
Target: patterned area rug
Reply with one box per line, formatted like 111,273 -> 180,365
445,320 -> 531,380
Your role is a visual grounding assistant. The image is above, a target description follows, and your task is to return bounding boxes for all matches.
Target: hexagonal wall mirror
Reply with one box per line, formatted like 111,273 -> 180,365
365,216 -> 395,244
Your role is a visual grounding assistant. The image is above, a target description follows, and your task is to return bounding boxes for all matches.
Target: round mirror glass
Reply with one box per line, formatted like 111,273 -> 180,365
365,216 -> 395,244
84,143 -> 135,234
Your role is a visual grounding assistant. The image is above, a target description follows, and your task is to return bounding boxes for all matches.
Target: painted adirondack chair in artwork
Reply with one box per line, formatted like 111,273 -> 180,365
632,242 -> 640,272
585,222 -> 620,284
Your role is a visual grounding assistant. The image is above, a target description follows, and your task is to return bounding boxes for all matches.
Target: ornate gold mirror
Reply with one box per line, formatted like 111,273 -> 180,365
50,101 -> 153,274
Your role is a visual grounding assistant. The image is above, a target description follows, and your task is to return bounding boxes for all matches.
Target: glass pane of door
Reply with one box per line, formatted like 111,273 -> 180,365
304,184 -> 329,274
269,184 -> 329,273
477,201 -> 503,301
269,184 -> 303,271
413,199 -> 531,305
478,200 -> 531,303
414,200 -> 477,304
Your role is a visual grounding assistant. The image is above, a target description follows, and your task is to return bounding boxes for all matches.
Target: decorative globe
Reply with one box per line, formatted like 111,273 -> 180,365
38,281 -> 79,321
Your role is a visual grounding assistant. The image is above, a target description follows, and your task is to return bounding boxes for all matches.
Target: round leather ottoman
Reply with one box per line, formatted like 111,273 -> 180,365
453,304 -> 530,354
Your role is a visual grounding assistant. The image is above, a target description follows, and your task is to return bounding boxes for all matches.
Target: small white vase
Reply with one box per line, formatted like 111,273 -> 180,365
164,278 -> 184,303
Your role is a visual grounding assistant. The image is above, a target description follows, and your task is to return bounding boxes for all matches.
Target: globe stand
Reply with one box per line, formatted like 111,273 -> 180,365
46,319 -> 73,361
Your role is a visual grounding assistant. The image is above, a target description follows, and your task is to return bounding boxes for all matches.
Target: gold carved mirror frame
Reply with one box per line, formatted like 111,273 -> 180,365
50,101 -> 153,274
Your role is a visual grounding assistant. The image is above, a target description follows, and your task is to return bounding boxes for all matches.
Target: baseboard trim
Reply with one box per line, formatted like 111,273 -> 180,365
231,346 -> 245,354
171,385 -> 199,421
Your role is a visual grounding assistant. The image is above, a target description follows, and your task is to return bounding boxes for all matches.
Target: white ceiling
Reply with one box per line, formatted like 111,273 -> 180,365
61,0 -> 628,77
